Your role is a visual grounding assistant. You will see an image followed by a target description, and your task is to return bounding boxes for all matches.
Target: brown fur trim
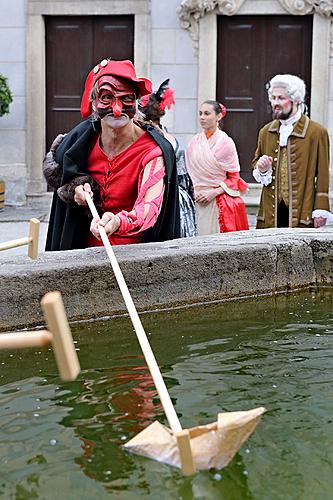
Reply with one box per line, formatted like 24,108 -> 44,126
57,175 -> 100,204
42,134 -> 67,189
42,151 -> 63,189
50,133 -> 66,153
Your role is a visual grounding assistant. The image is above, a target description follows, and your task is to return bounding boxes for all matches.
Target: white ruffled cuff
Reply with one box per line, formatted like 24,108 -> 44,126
312,209 -> 333,225
253,166 -> 272,186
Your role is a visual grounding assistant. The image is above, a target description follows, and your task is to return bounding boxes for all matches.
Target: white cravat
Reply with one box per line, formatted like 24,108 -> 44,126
279,108 -> 302,146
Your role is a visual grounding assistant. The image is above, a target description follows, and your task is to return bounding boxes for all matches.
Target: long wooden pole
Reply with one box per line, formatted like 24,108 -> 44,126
85,194 -> 182,434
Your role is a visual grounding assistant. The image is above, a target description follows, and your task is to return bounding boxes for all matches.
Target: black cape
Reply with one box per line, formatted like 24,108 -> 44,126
45,119 -> 180,250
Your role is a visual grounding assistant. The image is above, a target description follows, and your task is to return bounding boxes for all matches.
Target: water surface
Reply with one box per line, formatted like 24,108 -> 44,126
0,289 -> 332,499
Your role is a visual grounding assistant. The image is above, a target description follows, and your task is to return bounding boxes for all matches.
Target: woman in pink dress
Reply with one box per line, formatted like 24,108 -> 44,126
185,100 -> 249,235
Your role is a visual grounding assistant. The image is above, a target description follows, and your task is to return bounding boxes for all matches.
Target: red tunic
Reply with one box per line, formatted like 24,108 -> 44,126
87,132 -> 163,246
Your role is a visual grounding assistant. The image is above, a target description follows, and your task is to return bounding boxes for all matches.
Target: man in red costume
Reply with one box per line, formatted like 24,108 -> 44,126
43,59 -> 180,250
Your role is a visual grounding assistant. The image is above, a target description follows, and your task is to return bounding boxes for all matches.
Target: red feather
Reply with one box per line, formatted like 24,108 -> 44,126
159,88 -> 175,110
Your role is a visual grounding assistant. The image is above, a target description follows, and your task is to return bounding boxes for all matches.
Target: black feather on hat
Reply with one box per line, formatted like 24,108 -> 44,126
155,79 -> 170,101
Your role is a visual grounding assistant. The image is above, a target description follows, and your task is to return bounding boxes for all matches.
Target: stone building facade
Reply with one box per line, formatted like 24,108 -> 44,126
0,0 -> 332,206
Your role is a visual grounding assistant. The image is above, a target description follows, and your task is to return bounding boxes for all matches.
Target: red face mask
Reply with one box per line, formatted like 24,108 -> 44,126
94,76 -> 137,119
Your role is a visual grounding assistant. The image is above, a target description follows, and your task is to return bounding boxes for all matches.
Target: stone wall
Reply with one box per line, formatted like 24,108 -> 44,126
1,229 -> 333,332
0,0 -> 27,205
0,0 -> 200,206
0,0 -> 332,206
150,0 -> 198,148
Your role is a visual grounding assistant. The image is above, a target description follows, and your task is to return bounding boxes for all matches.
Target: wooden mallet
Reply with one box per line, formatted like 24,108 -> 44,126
0,218 -> 40,259
0,291 -> 80,381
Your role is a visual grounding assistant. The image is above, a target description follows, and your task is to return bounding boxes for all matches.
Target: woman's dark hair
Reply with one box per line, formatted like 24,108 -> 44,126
203,100 -> 220,115
139,94 -> 165,125
139,79 -> 175,126
202,100 -> 226,129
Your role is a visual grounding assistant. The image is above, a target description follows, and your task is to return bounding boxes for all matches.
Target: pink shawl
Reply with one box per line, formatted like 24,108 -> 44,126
185,130 -> 240,193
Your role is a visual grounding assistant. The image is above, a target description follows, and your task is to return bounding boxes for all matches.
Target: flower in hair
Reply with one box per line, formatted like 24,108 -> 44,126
219,103 -> 227,118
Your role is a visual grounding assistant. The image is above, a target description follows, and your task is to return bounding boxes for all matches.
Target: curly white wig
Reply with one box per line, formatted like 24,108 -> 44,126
267,74 -> 306,104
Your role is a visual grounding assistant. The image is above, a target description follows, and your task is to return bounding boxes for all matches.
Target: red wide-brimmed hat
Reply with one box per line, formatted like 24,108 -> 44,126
80,59 -> 153,118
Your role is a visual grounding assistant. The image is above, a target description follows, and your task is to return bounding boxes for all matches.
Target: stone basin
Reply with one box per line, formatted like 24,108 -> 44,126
1,228 -> 333,331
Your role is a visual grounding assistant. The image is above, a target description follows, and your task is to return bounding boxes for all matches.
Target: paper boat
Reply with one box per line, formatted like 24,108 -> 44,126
124,406 -> 265,471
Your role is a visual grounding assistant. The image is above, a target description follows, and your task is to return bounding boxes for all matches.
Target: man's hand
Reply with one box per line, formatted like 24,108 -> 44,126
257,155 -> 273,173
195,188 -> 220,206
74,183 -> 93,206
90,212 -> 121,239
313,216 -> 326,228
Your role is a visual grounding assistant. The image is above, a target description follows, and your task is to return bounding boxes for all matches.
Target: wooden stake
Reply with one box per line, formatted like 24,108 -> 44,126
41,291 -> 80,381
175,430 -> 196,476
28,218 -> 40,259
0,330 -> 52,349
0,218 -> 40,259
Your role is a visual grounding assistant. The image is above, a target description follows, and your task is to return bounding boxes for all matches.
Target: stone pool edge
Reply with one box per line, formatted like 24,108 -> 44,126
1,228 -> 333,331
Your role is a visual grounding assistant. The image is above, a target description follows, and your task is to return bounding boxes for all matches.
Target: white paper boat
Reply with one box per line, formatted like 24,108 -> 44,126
124,406 -> 265,471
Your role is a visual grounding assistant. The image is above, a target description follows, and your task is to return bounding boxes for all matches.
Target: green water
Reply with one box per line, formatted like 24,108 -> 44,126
0,289 -> 333,500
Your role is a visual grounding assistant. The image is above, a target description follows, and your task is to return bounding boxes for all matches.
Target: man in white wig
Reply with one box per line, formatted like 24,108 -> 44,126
252,73 -> 330,229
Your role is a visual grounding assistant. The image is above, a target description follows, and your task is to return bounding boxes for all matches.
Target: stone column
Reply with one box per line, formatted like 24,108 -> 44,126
26,14 -> 47,200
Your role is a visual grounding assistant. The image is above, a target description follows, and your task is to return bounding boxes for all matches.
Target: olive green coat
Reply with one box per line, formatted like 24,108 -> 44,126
252,114 -> 330,228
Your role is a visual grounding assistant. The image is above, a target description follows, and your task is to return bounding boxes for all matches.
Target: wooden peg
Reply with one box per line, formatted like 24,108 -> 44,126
0,330 -> 52,349
175,429 -> 196,476
41,291 -> 80,381
27,218 -> 40,259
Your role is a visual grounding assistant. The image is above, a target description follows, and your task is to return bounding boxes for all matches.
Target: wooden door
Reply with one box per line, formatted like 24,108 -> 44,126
216,15 -> 313,182
46,16 -> 134,150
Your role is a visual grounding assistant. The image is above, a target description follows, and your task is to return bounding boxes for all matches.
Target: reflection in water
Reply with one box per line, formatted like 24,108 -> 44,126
76,361 -> 162,428
55,357 -> 163,486
0,289 -> 332,498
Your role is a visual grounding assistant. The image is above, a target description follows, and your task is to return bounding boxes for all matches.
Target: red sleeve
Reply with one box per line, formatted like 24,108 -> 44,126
225,171 -> 249,192
116,156 -> 166,235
